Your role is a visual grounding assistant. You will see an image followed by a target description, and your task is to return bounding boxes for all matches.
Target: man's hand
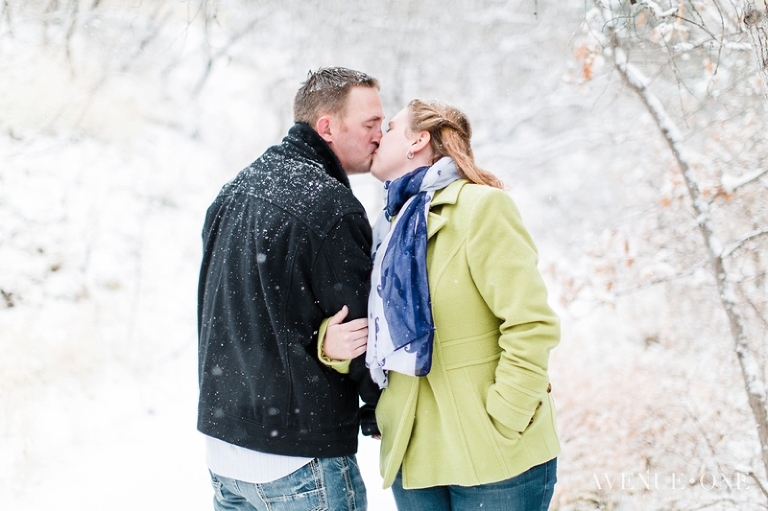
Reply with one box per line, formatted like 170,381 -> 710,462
323,305 -> 368,360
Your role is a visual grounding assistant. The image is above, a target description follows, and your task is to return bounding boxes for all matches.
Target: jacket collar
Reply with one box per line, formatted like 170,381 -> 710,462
285,123 -> 351,188
427,179 -> 469,239
431,178 -> 468,207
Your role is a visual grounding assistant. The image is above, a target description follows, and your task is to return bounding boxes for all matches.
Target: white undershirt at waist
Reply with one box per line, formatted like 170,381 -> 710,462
204,434 -> 313,484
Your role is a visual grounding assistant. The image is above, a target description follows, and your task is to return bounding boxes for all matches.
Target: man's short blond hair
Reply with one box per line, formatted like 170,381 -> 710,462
293,67 -> 380,127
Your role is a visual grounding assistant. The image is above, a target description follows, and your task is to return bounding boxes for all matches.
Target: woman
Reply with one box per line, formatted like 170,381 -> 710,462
366,99 -> 560,511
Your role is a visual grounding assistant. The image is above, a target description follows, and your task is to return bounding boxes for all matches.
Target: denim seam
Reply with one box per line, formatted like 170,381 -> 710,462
255,482 -> 270,511
311,458 -> 328,511
210,473 -> 225,503
538,458 -> 557,511
231,477 -> 242,496
340,456 -> 356,510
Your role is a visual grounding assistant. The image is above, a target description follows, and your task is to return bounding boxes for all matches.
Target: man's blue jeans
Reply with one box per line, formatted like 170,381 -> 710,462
391,458 -> 557,511
209,456 -> 367,511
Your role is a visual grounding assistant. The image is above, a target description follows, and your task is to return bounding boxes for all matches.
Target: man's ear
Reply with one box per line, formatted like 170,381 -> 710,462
315,115 -> 334,143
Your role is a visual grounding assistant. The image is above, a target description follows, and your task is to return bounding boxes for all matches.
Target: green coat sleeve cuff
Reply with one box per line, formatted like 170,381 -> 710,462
317,317 -> 351,374
486,384 -> 541,433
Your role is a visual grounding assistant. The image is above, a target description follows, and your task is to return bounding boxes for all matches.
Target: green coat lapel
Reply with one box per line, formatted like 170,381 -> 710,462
427,179 -> 468,239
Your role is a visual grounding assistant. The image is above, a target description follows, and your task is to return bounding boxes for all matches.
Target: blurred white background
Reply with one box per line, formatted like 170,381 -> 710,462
1,1 -> 767,509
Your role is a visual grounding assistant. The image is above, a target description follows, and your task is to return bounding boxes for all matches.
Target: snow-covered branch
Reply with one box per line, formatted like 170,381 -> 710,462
721,167 -> 768,192
673,38 -> 753,53
722,227 -> 768,258
637,0 -> 681,19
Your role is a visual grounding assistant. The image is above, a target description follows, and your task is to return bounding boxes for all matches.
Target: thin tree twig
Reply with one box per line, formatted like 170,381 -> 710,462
745,469 -> 768,500
612,264 -> 705,297
64,0 -> 79,72
192,11 -> 267,96
121,6 -> 172,72
723,227 -> 768,258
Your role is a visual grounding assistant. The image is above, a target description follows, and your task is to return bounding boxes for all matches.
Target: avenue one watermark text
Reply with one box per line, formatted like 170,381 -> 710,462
593,471 -> 751,492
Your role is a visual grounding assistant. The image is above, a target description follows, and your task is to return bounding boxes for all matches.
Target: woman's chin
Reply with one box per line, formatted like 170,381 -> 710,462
370,163 -> 387,183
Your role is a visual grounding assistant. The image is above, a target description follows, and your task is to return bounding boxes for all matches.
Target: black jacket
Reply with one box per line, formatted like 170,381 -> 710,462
197,123 -> 379,458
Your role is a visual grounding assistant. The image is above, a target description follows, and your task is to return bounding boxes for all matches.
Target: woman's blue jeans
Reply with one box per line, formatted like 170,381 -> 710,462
391,458 -> 557,511
209,456 -> 366,511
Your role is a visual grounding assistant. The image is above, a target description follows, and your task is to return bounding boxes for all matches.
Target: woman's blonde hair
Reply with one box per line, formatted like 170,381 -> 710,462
408,99 -> 503,189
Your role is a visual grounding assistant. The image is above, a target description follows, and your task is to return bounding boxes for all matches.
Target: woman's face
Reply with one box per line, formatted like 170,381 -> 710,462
370,108 -> 420,183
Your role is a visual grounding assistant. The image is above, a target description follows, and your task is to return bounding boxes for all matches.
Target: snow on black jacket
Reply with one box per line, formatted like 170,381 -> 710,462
197,123 -> 379,458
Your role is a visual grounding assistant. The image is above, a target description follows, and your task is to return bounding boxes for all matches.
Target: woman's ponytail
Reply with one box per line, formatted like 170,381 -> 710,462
408,99 -> 503,189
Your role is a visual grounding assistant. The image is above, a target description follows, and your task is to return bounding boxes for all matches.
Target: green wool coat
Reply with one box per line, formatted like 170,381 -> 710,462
376,179 -> 561,489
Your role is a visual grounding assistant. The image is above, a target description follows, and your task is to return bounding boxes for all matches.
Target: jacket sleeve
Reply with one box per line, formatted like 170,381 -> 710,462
465,189 -> 560,434
311,211 -> 381,411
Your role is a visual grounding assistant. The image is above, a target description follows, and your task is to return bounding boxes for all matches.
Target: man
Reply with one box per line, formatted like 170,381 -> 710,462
197,67 -> 384,511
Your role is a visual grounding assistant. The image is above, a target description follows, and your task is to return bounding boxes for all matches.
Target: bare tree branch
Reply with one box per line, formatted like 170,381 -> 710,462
746,469 -> 768,500
673,37 -> 753,52
192,13 -> 264,96
121,3 -> 172,72
613,264 -> 705,296
64,0 -> 79,72
737,283 -> 768,330
723,227 -> 768,257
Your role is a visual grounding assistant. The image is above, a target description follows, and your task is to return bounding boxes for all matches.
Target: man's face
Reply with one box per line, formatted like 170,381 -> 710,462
327,87 -> 384,175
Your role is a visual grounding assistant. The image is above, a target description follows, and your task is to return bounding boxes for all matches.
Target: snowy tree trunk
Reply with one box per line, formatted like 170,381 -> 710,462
605,27 -> 768,481
743,0 -> 768,101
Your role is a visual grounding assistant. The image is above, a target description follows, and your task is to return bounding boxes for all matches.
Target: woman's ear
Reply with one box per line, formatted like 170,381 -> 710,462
411,131 -> 431,153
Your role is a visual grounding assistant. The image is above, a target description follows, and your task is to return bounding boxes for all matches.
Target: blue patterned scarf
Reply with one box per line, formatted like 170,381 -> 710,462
366,157 -> 461,388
